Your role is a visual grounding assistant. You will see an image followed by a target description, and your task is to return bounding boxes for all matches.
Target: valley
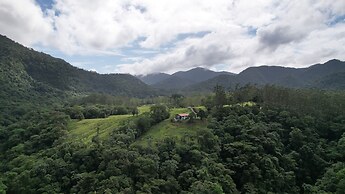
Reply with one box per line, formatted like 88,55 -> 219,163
1,35 -> 345,193
2,1 -> 345,193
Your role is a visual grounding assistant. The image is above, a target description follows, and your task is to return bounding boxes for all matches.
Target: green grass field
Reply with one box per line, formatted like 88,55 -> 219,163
67,105 -> 152,144
138,105 -> 151,113
67,114 -> 132,143
134,119 -> 209,147
67,105 -> 209,145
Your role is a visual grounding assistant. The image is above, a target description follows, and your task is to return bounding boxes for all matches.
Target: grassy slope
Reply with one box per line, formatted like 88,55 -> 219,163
67,105 -> 209,145
68,115 -> 132,143
134,107 -> 209,146
67,105 -> 151,143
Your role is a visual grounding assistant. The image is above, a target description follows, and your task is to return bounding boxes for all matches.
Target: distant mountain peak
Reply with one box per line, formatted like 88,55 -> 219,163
186,59 -> 345,92
188,67 -> 210,71
138,66 -> 234,86
326,59 -> 341,63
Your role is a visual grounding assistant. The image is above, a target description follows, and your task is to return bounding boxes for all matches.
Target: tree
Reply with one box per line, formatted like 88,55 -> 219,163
150,105 -> 170,124
0,179 -> 6,194
188,112 -> 197,123
201,96 -> 214,112
131,107 -> 139,116
214,85 -> 227,108
84,106 -> 102,119
136,115 -> 152,137
198,109 -> 207,120
190,181 -> 224,194
170,94 -> 184,107
65,106 -> 84,120
196,129 -> 220,154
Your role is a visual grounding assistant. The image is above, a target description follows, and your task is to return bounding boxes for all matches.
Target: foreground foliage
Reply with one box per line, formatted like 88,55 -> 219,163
1,86 -> 345,193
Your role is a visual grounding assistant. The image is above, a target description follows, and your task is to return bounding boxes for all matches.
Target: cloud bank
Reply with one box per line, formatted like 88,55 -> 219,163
0,0 -> 345,74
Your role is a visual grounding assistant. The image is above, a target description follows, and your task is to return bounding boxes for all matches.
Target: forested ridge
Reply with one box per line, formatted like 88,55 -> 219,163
1,85 -> 345,193
184,59 -> 345,92
0,34 -> 155,101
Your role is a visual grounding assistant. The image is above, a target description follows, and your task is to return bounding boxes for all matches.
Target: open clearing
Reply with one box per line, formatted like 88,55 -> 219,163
134,107 -> 209,146
67,105 -> 151,143
67,105 -> 208,145
67,114 -> 132,143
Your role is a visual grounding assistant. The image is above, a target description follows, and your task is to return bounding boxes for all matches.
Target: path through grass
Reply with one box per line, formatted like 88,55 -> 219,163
68,114 -> 132,144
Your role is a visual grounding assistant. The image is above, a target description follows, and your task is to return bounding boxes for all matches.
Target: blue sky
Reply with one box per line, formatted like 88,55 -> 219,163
1,0 -> 345,75
32,1 -> 213,74
33,0 -> 157,73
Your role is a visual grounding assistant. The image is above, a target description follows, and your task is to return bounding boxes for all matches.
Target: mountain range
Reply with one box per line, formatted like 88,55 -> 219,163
137,67 -> 234,89
186,59 -> 345,91
138,60 -> 345,92
1,34 -> 345,105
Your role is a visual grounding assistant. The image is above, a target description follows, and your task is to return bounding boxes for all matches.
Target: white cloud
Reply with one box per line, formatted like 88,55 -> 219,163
0,0 -> 345,74
0,0 -> 52,46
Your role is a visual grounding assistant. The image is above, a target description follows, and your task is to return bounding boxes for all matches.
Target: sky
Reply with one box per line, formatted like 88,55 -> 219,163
0,0 -> 345,75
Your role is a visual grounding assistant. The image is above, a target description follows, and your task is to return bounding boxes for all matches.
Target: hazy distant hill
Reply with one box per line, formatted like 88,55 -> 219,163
184,74 -> 237,92
152,75 -> 196,90
314,72 -> 345,89
0,35 -> 155,101
172,67 -> 234,83
137,73 -> 170,85
187,59 -> 345,91
144,67 -> 234,89
237,66 -> 300,85
297,59 -> 345,86
139,60 -> 345,91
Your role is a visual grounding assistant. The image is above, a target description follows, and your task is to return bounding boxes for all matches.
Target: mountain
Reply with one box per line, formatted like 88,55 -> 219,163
184,74 -> 237,92
237,66 -> 300,85
314,72 -> 345,89
152,75 -> 196,90
187,59 -> 345,91
147,67 -> 234,89
297,59 -> 345,85
137,73 -> 170,85
172,67 -> 234,83
0,35 -> 155,101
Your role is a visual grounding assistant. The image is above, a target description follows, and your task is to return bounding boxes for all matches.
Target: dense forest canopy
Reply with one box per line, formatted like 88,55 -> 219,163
1,85 -> 345,193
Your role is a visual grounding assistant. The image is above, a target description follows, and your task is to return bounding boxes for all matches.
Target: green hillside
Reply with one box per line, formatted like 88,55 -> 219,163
316,72 -> 345,89
0,36 -> 62,104
0,35 -> 155,99
152,75 -> 196,90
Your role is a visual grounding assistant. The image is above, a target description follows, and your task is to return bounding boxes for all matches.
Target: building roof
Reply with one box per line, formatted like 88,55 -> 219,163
177,113 -> 189,117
